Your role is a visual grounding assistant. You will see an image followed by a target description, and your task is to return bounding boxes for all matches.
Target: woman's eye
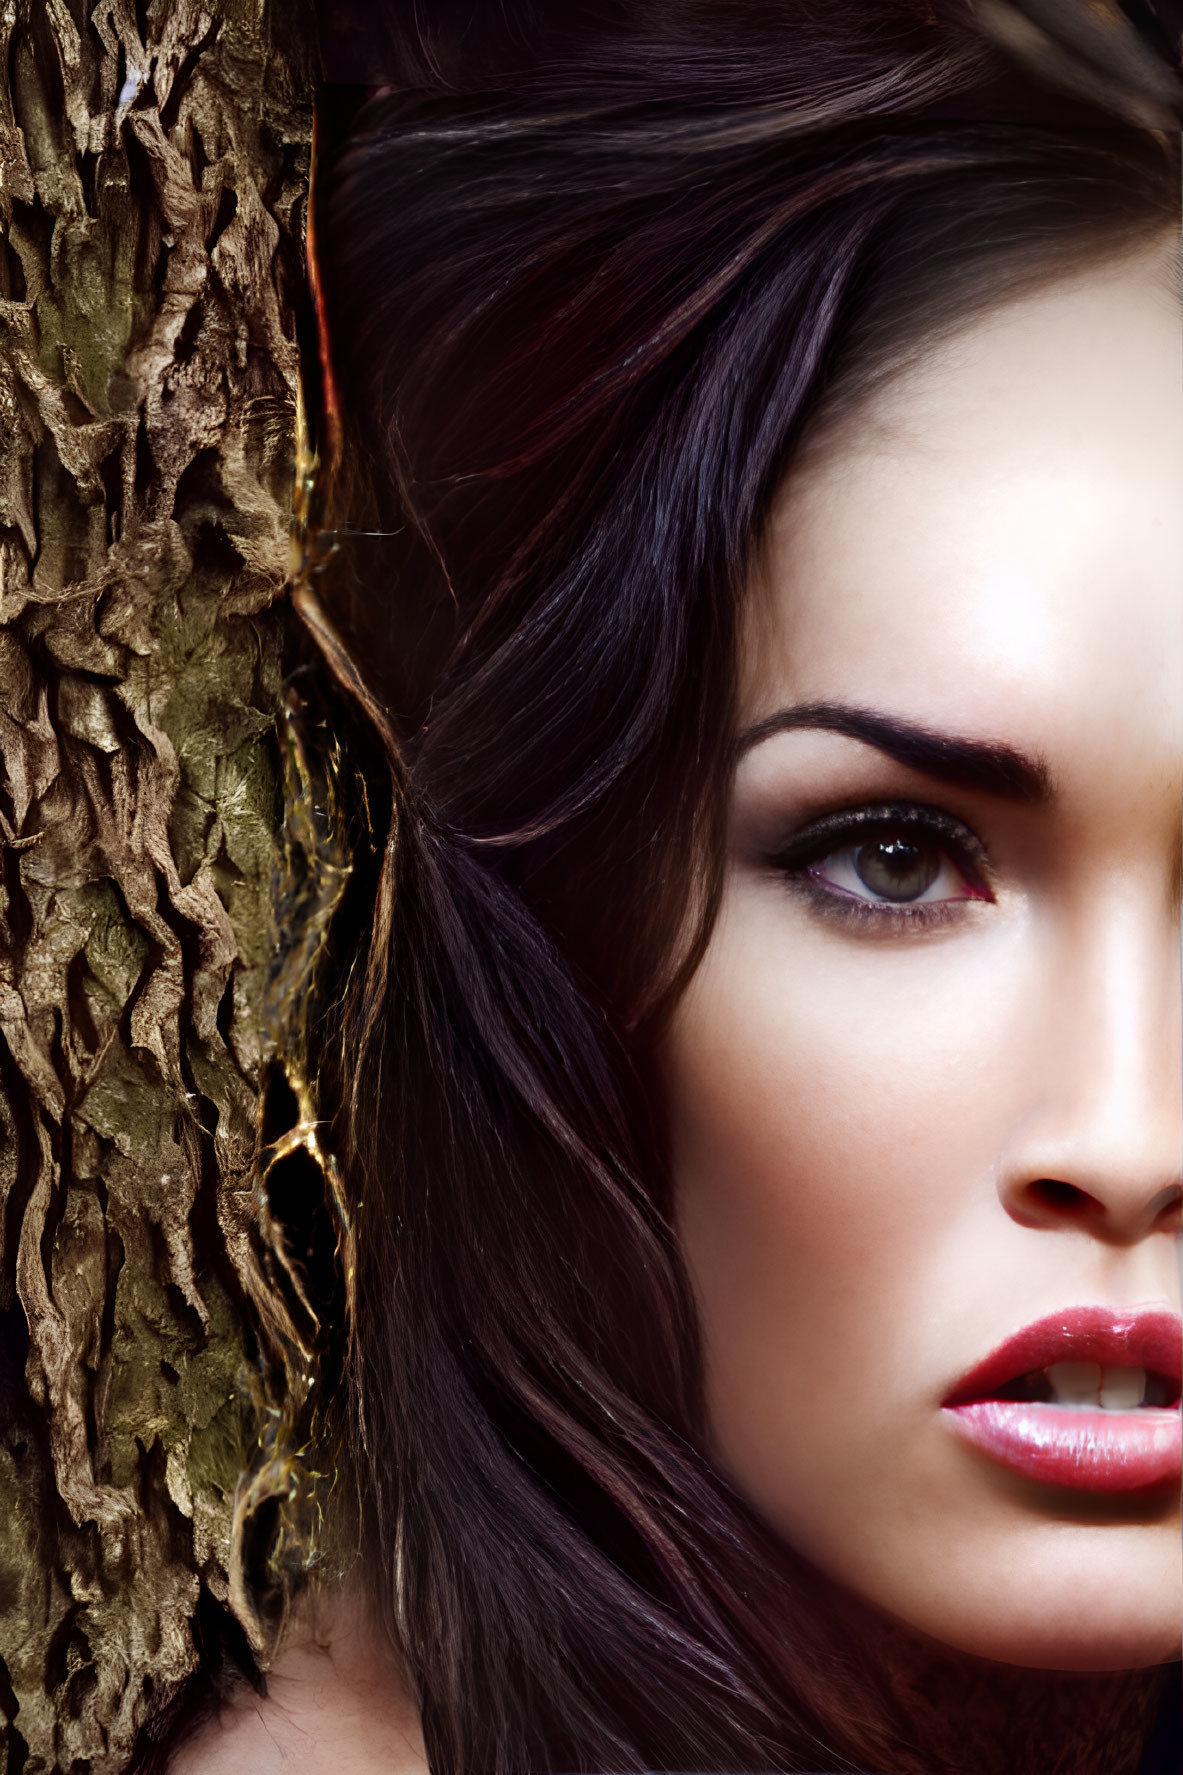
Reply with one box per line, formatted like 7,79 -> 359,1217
814,832 -> 972,905
767,804 -> 993,922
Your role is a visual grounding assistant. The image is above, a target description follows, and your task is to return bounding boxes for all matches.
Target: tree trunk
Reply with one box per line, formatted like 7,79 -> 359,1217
0,4 -> 314,1767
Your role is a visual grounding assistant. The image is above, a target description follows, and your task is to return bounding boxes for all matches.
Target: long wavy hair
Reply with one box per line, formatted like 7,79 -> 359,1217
280,4 -> 1183,1772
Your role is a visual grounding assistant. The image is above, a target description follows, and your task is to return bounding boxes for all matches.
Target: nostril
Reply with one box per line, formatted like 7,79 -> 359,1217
1024,1177 -> 1092,1217
1150,1184 -> 1183,1232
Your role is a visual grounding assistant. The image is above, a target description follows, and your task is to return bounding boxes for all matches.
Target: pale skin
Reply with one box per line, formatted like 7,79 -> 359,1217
664,237 -> 1183,1676
179,241 -> 1182,1769
170,1584 -> 429,1775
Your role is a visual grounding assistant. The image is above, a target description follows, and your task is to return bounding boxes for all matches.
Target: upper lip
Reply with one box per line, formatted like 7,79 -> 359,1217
943,1306 -> 1182,1408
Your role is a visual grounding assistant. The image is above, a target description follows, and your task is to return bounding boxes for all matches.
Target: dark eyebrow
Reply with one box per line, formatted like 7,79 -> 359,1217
736,701 -> 1052,803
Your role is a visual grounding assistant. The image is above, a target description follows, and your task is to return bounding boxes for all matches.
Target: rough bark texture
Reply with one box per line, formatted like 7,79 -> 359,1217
0,3 -> 314,1767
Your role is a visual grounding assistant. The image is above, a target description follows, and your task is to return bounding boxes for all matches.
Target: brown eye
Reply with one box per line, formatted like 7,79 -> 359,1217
853,835 -> 941,902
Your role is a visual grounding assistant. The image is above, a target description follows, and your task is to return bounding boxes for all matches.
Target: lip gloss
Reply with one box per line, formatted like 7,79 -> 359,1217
943,1306 -> 1182,1494
944,1400 -> 1180,1492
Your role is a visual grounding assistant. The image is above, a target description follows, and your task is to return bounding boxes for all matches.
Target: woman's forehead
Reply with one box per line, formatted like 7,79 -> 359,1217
744,246 -> 1183,784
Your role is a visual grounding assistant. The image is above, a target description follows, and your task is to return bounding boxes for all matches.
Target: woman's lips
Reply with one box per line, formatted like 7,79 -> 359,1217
942,1306 -> 1181,1494
945,1401 -> 1179,1491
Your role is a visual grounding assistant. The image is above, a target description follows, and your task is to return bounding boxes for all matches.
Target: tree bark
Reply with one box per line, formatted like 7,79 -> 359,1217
0,3 -> 313,1767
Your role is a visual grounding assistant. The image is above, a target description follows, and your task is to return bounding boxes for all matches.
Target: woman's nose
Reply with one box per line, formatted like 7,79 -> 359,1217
996,912 -> 1183,1245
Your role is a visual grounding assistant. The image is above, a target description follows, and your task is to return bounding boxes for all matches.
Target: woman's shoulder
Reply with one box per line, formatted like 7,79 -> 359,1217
168,1682 -> 426,1775
168,1587 -> 428,1775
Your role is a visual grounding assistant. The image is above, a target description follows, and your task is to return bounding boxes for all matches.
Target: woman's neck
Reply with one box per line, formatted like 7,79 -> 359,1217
173,1572 -> 1170,1775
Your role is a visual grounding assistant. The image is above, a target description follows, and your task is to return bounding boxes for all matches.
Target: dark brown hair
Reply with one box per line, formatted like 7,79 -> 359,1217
291,5 -> 1182,1771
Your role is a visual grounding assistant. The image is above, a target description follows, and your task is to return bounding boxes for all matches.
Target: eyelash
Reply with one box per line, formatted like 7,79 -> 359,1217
766,802 -> 994,932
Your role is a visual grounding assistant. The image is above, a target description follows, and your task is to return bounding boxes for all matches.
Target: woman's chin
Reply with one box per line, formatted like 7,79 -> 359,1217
945,1620 -> 1182,1675
807,1502 -> 1182,1675
893,1537 -> 1182,1673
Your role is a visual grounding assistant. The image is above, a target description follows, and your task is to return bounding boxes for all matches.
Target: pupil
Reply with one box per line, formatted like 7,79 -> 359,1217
854,836 -> 939,902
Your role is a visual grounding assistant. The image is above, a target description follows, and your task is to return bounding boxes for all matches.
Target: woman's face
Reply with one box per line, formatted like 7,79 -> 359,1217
661,243 -> 1183,1670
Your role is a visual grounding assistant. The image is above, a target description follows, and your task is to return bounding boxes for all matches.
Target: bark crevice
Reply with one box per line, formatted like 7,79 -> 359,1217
0,4 -> 315,1767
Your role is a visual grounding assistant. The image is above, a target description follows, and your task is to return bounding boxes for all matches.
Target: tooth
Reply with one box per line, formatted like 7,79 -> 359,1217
1098,1366 -> 1146,1410
1045,1361 -> 1102,1406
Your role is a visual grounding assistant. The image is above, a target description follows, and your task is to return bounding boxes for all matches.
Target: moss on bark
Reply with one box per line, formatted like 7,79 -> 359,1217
0,3 -> 314,1766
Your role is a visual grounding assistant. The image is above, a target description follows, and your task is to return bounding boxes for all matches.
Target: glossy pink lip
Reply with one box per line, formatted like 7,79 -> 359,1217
942,1306 -> 1181,1494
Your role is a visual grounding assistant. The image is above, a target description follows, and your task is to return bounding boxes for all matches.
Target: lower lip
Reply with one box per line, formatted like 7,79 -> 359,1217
944,1401 -> 1181,1492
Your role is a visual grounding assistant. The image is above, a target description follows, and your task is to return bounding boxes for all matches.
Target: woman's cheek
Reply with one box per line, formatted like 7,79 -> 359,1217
668,879 -> 1017,1257
663,882 -> 1023,1498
